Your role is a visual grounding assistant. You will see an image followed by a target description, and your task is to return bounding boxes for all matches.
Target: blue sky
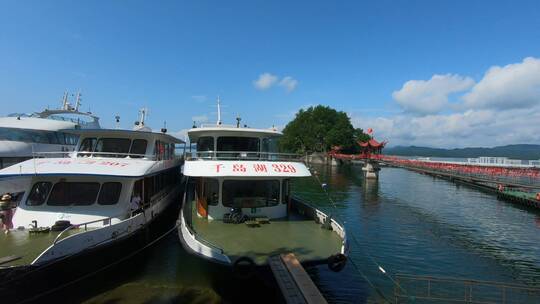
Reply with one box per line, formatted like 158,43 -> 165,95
1,1 -> 540,147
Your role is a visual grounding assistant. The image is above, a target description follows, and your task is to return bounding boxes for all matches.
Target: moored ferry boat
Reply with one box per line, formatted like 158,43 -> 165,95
177,122 -> 348,271
0,123 -> 185,284
0,92 -> 100,169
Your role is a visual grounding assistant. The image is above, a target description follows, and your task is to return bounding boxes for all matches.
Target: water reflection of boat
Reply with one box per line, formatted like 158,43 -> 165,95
177,117 -> 348,274
0,117 -> 184,301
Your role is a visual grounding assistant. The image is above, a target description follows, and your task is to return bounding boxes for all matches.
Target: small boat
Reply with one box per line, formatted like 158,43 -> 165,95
177,114 -> 348,274
0,111 -> 184,298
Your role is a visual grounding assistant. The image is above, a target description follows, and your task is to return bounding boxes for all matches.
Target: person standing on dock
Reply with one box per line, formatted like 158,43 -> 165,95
0,193 -> 14,234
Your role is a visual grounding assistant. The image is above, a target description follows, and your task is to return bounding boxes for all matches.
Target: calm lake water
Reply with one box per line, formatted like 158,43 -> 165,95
43,165 -> 540,303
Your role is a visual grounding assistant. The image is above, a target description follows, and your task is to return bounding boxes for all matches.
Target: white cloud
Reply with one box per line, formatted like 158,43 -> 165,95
353,107 -> 540,148
191,95 -> 207,103
253,73 -> 298,92
463,57 -> 540,110
355,57 -> 540,148
253,73 -> 278,90
279,76 -> 298,92
191,115 -> 208,123
392,74 -> 475,115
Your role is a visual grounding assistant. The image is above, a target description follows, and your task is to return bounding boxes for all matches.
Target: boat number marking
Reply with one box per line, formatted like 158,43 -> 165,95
271,164 -> 297,173
37,159 -> 130,167
214,163 -> 297,174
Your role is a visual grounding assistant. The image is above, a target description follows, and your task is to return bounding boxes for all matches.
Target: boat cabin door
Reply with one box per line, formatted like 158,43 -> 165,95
196,178 -> 219,218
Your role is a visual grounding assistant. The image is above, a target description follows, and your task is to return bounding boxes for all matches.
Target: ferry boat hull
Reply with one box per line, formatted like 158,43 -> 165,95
0,185 -> 182,303
178,194 -> 348,273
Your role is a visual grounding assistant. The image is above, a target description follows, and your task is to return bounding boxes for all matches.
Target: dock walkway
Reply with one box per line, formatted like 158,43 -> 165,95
268,253 -> 327,304
388,163 -> 540,210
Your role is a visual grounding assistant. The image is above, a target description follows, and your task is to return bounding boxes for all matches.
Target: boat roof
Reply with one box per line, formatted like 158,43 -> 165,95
0,116 -> 78,131
0,157 -> 168,178
36,108 -> 99,120
184,160 -> 311,177
64,129 -> 185,144
188,125 -> 282,141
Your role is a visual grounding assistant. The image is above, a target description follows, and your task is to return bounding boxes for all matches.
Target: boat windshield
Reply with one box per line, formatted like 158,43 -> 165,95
78,137 -> 148,158
0,127 -> 78,145
222,180 -> 280,208
26,181 -> 122,206
217,137 -> 259,152
215,137 -> 260,159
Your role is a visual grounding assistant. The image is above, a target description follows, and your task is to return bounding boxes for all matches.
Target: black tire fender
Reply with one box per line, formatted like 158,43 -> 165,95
232,256 -> 256,279
327,253 -> 347,272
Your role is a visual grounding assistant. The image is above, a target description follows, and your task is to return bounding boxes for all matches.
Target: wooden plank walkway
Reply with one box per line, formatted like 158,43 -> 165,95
268,253 -> 327,304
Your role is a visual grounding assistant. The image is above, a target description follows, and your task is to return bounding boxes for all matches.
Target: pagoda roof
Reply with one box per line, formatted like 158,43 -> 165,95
358,138 -> 385,148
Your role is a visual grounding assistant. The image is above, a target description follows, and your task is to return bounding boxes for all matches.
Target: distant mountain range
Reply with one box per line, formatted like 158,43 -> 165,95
384,144 -> 540,160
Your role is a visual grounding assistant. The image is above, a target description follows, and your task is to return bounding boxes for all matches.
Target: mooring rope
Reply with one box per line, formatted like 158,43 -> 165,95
15,222 -> 179,304
307,166 -> 408,302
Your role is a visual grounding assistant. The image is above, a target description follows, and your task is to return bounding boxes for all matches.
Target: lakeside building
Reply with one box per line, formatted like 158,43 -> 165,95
467,157 -> 523,166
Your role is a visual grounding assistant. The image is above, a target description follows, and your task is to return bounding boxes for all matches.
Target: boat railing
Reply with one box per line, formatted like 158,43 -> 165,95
393,274 -> 540,303
198,123 -> 238,128
182,198 -> 224,254
185,150 -> 302,161
32,151 -> 184,161
52,214 -> 122,245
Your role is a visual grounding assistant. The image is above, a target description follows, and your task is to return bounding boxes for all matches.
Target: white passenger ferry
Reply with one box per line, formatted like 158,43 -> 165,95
0,92 -> 100,169
0,123 -> 184,276
177,120 -> 348,272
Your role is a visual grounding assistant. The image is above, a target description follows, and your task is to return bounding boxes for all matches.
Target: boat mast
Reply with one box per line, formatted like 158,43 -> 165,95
139,107 -> 148,127
75,91 -> 82,111
61,91 -> 70,110
216,96 -> 222,126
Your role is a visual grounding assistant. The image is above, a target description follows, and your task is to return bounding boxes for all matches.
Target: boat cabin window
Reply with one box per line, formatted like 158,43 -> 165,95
95,138 -> 131,157
26,182 -> 52,206
217,137 -> 259,152
0,128 -> 79,145
79,137 -> 97,154
98,182 -> 123,205
130,139 -> 147,158
47,182 -> 100,206
222,180 -> 280,208
197,137 -> 214,151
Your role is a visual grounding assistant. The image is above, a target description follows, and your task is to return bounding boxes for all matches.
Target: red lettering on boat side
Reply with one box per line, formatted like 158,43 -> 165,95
253,164 -> 267,173
216,164 -> 224,173
272,164 -> 281,172
233,164 -> 246,172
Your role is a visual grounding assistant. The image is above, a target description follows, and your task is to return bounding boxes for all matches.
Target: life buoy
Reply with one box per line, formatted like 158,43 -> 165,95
232,256 -> 256,279
498,184 -> 504,192
327,253 -> 347,272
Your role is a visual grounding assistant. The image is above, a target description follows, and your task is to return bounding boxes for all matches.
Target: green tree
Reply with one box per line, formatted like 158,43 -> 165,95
280,105 -> 367,153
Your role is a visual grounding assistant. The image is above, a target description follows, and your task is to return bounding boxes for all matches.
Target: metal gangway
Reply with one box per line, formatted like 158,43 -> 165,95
394,274 -> 540,304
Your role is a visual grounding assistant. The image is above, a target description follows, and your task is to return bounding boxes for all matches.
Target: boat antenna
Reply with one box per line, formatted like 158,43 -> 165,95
236,115 -> 241,128
216,96 -> 222,126
75,91 -> 82,111
61,91 -> 70,110
161,121 -> 167,133
139,107 -> 148,126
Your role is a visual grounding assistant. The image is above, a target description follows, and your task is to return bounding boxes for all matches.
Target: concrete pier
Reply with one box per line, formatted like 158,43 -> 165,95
362,161 -> 380,179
